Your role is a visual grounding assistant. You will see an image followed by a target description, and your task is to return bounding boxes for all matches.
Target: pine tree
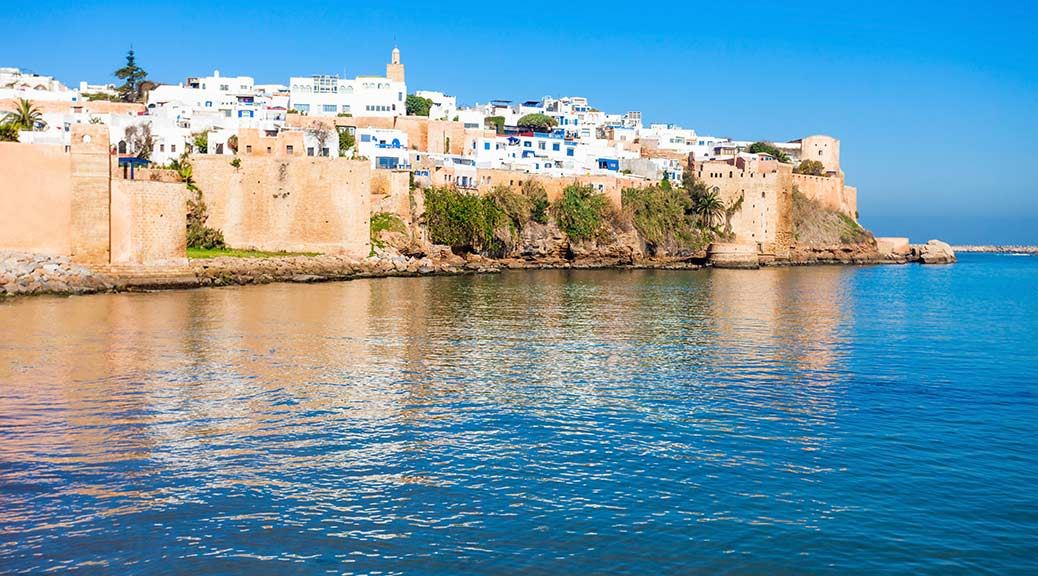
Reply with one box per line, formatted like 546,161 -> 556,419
115,49 -> 148,103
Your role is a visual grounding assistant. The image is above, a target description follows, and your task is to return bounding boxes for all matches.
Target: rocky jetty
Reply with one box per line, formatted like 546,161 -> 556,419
953,245 -> 1038,254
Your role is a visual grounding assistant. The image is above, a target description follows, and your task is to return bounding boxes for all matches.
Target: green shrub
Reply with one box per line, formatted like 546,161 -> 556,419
552,184 -> 607,241
517,113 -> 557,132
370,212 -> 407,248
424,187 -> 508,255
522,180 -> 550,224
794,159 -> 826,176
747,141 -> 790,163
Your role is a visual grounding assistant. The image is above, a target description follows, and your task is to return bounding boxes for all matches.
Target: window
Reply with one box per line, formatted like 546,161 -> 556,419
539,142 -> 545,150
246,145 -> 252,153
484,142 -> 491,150
307,147 -> 314,156
215,143 -> 224,154
159,144 -> 165,152
294,103 -> 310,113
323,104 -> 337,113
266,147 -> 272,154
171,144 -> 176,152
287,145 -> 294,154
566,148 -> 574,157
321,148 -> 330,157
524,141 -> 531,148
552,143 -> 560,151
360,134 -> 371,142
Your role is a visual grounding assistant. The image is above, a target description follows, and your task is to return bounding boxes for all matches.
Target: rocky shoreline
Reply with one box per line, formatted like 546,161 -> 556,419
1,240 -> 953,299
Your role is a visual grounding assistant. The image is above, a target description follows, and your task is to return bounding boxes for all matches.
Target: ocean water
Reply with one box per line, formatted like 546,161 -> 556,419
1,253 -> 1036,575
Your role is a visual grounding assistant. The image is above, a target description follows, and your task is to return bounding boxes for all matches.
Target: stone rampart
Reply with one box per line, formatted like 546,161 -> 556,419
191,155 -> 371,257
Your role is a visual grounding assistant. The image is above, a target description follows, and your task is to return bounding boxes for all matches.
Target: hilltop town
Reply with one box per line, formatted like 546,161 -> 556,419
0,49 -> 953,296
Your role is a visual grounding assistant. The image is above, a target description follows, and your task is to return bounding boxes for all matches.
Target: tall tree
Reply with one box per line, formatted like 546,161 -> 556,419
3,98 -> 45,131
115,48 -> 148,103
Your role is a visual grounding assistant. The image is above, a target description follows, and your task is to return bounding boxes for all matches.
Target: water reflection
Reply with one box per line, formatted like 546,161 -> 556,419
4,264 -> 1032,574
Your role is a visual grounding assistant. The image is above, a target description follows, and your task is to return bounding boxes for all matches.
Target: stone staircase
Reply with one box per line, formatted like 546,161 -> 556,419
92,264 -> 200,290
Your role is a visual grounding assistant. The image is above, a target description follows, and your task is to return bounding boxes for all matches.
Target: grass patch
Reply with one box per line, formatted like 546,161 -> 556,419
792,188 -> 873,245
187,247 -> 320,259
370,212 -> 408,248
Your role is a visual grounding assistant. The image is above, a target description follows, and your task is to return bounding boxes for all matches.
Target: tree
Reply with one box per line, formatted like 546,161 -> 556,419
191,130 -> 209,154
3,98 -> 45,131
226,134 -> 238,154
794,159 -> 826,176
406,94 -> 433,116
306,122 -> 333,156
0,123 -> 18,142
516,113 -> 557,132
747,141 -> 790,163
338,127 -> 356,157
124,124 -> 154,160
115,48 -> 149,103
485,116 -> 505,134
691,188 -> 725,230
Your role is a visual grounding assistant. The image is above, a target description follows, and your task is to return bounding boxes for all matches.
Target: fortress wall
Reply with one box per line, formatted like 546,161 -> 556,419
370,169 -> 411,218
68,125 -> 113,264
475,169 -> 630,209
0,142 -> 73,256
696,162 -> 794,257
793,173 -> 857,218
192,155 -> 371,256
0,125 -> 188,266
110,180 -> 189,266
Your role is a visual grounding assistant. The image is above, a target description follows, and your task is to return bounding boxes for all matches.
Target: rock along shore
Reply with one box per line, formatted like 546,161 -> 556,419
1,240 -> 950,299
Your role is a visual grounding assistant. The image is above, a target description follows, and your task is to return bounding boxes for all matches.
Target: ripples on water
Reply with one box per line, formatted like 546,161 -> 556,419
1,254 -> 1036,574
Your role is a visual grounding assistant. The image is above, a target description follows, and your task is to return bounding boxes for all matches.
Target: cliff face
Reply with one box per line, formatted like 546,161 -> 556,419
787,189 -> 882,264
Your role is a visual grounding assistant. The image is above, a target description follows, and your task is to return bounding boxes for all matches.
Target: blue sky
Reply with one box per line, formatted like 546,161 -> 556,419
3,1 -> 1036,243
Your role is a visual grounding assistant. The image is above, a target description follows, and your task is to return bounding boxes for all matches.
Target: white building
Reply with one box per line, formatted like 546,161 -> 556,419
414,90 -> 456,120
289,49 -> 406,117
356,128 -> 409,169
0,67 -> 75,101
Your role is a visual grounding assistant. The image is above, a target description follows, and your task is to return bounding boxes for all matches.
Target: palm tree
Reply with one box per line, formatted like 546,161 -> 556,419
3,98 -> 45,131
692,189 -> 725,230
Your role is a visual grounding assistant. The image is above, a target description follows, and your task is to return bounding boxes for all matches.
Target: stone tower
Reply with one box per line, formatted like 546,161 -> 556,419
386,46 -> 405,84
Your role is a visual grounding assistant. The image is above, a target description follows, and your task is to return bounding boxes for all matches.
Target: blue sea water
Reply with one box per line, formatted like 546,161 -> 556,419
1,253 -> 1036,574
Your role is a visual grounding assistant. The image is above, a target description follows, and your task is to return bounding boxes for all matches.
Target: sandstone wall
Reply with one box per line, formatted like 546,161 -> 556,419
370,169 -> 411,218
695,162 -> 794,257
793,173 -> 857,219
192,156 -> 371,256
0,142 -> 72,256
110,180 -> 189,266
68,125 -> 111,265
0,125 -> 188,267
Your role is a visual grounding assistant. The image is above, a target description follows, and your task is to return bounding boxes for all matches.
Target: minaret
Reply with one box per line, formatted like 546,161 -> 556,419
386,46 -> 405,84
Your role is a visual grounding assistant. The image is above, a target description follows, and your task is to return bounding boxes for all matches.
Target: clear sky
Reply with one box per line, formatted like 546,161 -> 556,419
3,1 -> 1035,244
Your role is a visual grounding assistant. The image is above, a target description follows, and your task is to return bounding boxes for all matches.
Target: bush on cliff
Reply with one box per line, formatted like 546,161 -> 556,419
552,184 -> 608,242
792,188 -> 872,245
622,184 -> 709,254
424,187 -> 509,255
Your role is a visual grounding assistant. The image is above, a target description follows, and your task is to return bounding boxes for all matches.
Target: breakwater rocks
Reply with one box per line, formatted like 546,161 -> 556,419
954,245 -> 1038,254
0,252 -> 115,296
